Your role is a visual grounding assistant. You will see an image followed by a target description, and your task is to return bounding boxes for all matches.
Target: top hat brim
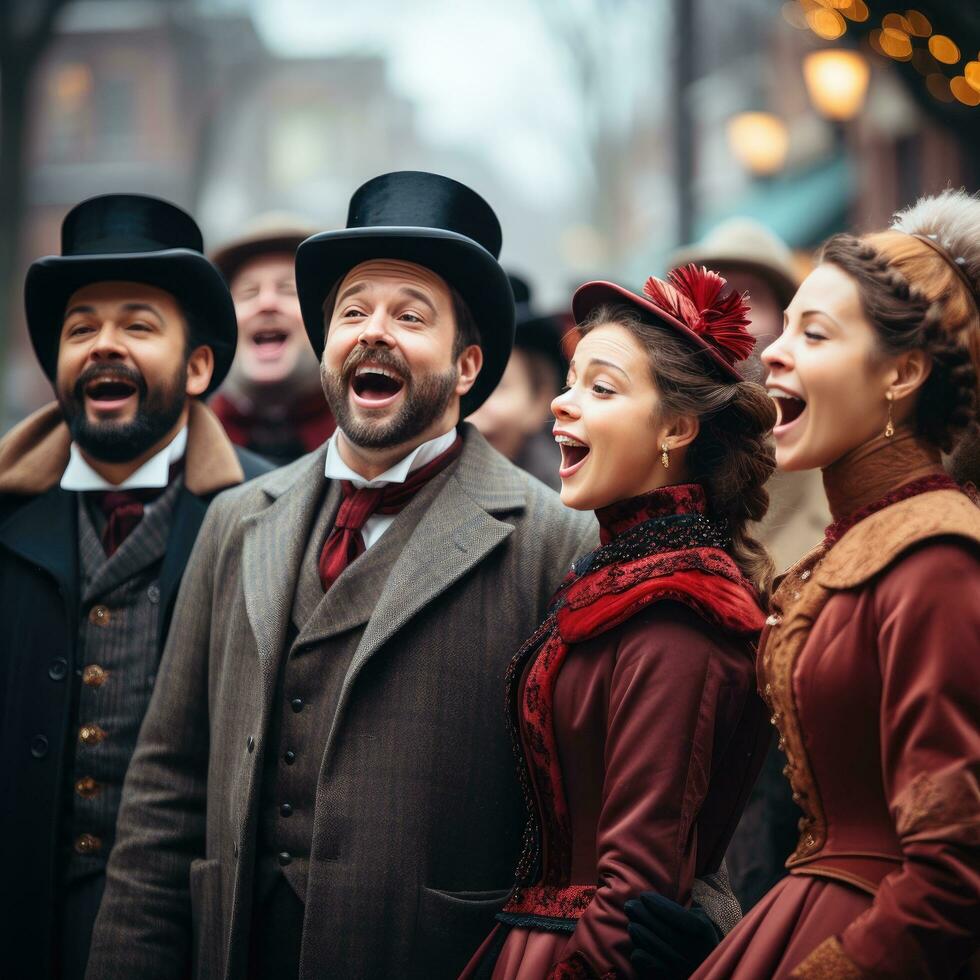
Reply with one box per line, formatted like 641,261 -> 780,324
572,281 -> 745,382
296,227 -> 515,416
24,249 -> 237,396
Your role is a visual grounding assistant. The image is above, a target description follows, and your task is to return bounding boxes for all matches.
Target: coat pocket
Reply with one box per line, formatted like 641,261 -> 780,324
188,857 -> 222,980
414,886 -> 511,979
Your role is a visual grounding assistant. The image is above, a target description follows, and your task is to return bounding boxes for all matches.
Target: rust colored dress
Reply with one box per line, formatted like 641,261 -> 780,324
461,484 -> 771,980
692,432 -> 980,979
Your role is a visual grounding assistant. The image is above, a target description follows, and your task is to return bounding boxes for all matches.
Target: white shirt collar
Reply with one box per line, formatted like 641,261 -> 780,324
60,425 -> 188,492
324,428 -> 458,489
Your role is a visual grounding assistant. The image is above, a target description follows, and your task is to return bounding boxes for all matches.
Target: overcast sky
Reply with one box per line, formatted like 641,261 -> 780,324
252,0 -> 586,208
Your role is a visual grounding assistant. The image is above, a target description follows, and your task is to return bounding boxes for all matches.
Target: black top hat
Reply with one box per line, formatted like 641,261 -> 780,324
295,171 -> 515,416
24,193 -> 237,395
507,273 -> 567,386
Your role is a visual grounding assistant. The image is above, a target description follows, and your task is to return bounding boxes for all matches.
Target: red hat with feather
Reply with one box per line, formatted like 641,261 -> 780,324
571,264 -> 756,382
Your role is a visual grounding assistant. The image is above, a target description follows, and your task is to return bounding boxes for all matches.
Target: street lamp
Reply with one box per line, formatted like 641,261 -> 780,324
803,49 -> 871,120
726,112 -> 790,176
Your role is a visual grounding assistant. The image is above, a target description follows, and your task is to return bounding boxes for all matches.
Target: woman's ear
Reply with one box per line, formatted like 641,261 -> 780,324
663,412 -> 699,452
888,348 -> 932,402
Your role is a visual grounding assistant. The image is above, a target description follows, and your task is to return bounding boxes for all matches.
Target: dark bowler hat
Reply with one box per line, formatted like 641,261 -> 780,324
295,171 -> 515,415
24,193 -> 237,394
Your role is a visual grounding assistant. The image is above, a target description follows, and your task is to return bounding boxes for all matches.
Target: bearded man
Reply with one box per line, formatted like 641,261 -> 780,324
86,172 -> 596,980
0,194 -> 270,980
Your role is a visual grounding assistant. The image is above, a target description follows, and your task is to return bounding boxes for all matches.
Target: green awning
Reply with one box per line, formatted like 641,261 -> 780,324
695,155 -> 855,249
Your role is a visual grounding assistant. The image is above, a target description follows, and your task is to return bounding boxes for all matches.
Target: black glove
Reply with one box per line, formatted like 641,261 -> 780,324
625,892 -> 723,980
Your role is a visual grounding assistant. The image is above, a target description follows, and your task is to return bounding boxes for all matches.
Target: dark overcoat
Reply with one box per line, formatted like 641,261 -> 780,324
85,424 -> 596,980
0,401 -> 270,980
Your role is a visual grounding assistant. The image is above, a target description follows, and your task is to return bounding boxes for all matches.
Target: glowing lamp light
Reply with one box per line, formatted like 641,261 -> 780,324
950,77 -> 980,107
928,34 -> 961,65
803,49 -> 871,120
726,112 -> 790,176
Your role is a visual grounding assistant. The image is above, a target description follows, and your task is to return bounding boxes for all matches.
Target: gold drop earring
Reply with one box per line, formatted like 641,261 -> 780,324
884,392 -> 895,439
661,442 -> 670,469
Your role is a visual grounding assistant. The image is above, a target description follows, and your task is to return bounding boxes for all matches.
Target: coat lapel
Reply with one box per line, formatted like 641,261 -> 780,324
0,487 -> 79,612
158,488 -> 209,647
320,426 -> 527,760
241,448 -> 330,697
293,467 -> 445,649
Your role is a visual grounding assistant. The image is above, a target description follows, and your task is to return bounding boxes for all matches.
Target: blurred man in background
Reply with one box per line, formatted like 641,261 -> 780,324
670,218 -> 830,912
210,215 -> 335,464
469,274 -> 565,489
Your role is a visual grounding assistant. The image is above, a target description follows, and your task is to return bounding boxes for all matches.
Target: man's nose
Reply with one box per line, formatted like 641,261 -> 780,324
89,324 -> 127,360
357,311 -> 393,347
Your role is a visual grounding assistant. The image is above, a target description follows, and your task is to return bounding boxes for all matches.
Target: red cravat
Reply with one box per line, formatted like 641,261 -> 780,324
95,487 -> 161,557
92,461 -> 183,557
317,437 -> 462,592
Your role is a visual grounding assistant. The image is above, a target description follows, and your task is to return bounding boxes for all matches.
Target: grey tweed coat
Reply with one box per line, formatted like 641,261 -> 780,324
86,424 -> 597,980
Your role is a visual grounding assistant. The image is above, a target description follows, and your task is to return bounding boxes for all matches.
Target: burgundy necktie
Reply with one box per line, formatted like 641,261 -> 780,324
92,461 -> 184,557
317,436 -> 462,592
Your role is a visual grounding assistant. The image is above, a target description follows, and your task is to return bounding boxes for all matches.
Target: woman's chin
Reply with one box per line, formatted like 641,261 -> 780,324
558,481 -> 596,512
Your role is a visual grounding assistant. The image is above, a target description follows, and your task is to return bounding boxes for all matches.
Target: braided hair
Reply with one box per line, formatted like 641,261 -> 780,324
820,190 -> 980,453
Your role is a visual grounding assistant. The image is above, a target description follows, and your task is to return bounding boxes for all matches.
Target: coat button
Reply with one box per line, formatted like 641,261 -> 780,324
283,750 -> 296,765
278,851 -> 292,866
48,658 -> 69,681
89,605 -> 111,626
82,665 -> 108,688
30,735 -> 49,758
147,584 -> 160,603
79,724 -> 108,746
280,803 -> 293,818
75,776 -> 100,799
246,735 -> 255,753
290,698 -> 303,714
74,833 -> 102,855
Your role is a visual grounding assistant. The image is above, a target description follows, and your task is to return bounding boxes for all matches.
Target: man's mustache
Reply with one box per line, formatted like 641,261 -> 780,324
340,347 -> 412,386
72,364 -> 147,403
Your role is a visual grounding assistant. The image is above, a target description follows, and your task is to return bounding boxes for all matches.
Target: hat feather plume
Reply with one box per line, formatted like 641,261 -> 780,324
643,264 -> 755,366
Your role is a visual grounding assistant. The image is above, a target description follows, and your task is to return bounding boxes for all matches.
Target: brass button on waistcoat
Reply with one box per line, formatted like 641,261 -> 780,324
78,724 -> 107,746
82,664 -> 108,688
74,833 -> 102,855
89,605 -> 111,626
75,776 -> 100,799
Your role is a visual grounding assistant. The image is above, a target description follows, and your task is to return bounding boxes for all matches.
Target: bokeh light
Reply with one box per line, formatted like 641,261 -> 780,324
803,49 -> 871,120
880,27 -> 913,61
806,8 -> 847,41
726,112 -> 790,176
965,61 -> 980,93
928,35 -> 961,65
925,73 -> 954,102
950,76 -> 980,107
904,10 -> 932,37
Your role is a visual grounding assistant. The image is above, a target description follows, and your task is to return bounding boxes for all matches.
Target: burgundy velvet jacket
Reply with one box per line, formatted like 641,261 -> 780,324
757,435 -> 980,978
472,485 -> 771,980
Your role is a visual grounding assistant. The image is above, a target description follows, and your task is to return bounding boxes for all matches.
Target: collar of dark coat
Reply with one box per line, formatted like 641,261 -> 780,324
257,422 -> 528,515
0,399 -> 244,498
815,488 -> 980,590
